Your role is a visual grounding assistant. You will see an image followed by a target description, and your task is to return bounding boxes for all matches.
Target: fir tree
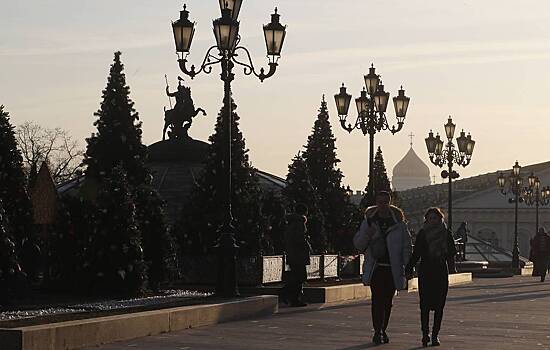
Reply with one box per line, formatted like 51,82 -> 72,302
301,97 -> 350,252
0,199 -> 24,298
50,195 -> 98,292
84,52 -> 176,289
283,153 -> 327,253
135,185 -> 178,291
91,165 -> 146,296
176,91 -> 264,256
362,146 -> 392,208
0,106 -> 33,247
83,51 -> 148,187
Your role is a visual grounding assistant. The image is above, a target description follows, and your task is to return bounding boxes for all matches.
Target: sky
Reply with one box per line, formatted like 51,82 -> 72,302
2,1 -> 550,190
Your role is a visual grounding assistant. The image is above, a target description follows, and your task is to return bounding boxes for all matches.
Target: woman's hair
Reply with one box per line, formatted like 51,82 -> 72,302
424,207 -> 445,220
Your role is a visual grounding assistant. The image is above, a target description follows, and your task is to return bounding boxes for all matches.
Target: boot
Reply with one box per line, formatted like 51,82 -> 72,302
421,308 -> 430,347
381,331 -> 389,344
372,331 -> 382,345
432,309 -> 443,346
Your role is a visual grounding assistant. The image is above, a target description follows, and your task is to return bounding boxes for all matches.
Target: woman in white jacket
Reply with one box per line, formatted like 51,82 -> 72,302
354,191 -> 412,345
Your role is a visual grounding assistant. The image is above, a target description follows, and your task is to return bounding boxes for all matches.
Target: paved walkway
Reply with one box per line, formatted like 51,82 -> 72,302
88,276 -> 550,349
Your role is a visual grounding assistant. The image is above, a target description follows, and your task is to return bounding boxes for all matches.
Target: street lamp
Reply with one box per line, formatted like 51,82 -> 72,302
425,116 -> 475,233
497,161 -> 525,269
171,3 -> 287,297
522,173 -> 550,237
334,65 -> 410,203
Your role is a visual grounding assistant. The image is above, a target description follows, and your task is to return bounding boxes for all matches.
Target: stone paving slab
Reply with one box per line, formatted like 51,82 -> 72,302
89,276 -> 550,349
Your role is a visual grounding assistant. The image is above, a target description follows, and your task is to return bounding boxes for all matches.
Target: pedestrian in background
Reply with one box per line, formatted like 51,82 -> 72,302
529,227 -> 550,282
406,207 -> 456,347
281,203 -> 311,307
353,191 -> 412,345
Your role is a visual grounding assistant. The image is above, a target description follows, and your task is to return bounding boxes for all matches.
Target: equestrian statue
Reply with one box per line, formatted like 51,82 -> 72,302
163,76 -> 206,141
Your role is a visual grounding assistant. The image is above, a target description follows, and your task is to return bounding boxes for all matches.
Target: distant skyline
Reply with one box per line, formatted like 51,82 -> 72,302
2,1 -> 550,190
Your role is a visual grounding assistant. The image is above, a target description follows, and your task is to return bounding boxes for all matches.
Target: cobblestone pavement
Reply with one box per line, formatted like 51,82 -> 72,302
88,276 -> 550,350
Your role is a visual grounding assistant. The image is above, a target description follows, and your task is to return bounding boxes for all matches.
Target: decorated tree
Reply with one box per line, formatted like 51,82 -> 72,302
283,153 -> 327,253
0,105 -> 33,247
0,200 -> 25,298
175,91 -> 264,256
83,52 -> 176,289
135,185 -> 178,291
83,51 -> 148,188
49,195 -> 98,292
91,165 -> 146,296
362,146 -> 392,208
301,97 -> 352,252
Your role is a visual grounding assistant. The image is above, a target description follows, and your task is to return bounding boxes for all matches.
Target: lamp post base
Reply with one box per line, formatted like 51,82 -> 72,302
215,227 -> 240,297
511,245 -> 520,270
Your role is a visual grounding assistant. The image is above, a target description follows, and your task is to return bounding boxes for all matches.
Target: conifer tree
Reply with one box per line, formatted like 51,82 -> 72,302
0,106 -> 33,246
83,51 -> 148,187
84,52 -> 176,289
283,153 -> 327,253
135,185 -> 178,291
92,165 -> 146,296
0,200 -> 24,297
176,92 -> 264,256
362,146 -> 392,207
301,97 -> 350,251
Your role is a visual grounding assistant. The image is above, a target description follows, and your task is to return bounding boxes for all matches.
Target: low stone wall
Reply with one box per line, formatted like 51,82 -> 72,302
0,296 -> 278,350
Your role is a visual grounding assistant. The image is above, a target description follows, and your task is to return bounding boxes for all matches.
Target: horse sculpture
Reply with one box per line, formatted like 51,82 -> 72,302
163,80 -> 206,141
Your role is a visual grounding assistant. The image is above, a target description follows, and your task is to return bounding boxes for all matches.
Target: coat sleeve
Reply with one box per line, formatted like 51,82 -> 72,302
407,230 -> 422,271
401,223 -> 413,267
353,218 -> 373,252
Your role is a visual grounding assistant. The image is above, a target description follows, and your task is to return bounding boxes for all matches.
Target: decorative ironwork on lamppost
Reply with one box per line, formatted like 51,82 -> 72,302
425,116 -> 475,233
497,161 -> 525,269
171,2 -> 287,297
334,65 -> 410,202
522,173 -> 550,236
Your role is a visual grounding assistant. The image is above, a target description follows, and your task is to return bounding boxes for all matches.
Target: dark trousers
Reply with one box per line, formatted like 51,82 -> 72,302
421,308 -> 444,336
370,266 -> 396,332
283,264 -> 307,302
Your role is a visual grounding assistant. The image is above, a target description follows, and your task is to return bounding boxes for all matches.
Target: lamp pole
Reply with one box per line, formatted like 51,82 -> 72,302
171,1 -> 287,297
497,161 -> 524,269
523,173 -> 550,236
425,117 -> 475,232
333,66 -> 410,204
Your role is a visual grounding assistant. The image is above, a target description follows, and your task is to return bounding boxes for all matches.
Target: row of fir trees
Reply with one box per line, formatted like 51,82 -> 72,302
0,51 -> 397,298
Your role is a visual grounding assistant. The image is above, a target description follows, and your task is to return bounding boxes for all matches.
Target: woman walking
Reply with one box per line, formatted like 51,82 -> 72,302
406,207 -> 456,347
354,191 -> 412,345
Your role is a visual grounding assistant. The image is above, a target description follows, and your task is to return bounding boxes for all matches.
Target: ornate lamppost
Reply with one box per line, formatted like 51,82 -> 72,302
425,116 -> 475,233
523,173 -> 550,236
171,1 -> 287,296
333,65 -> 410,203
497,161 -> 524,269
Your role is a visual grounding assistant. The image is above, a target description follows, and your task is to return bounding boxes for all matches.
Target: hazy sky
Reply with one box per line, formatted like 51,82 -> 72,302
2,1 -> 550,190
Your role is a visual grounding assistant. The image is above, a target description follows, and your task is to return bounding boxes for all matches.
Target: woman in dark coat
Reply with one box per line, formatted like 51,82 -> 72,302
281,203 -> 311,307
406,207 -> 456,347
530,227 -> 550,282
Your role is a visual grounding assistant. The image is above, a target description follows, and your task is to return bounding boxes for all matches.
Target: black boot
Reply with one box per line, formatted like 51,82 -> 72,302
421,308 -> 430,347
381,331 -> 389,344
432,309 -> 443,346
372,331 -> 382,345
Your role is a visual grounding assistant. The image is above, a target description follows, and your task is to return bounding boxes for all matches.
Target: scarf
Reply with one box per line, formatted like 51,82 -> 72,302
422,222 -> 448,259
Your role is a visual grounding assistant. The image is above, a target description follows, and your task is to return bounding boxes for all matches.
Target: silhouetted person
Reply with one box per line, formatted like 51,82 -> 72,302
455,222 -> 469,261
406,207 -> 456,347
353,191 -> 412,345
281,203 -> 311,307
530,227 -> 550,282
